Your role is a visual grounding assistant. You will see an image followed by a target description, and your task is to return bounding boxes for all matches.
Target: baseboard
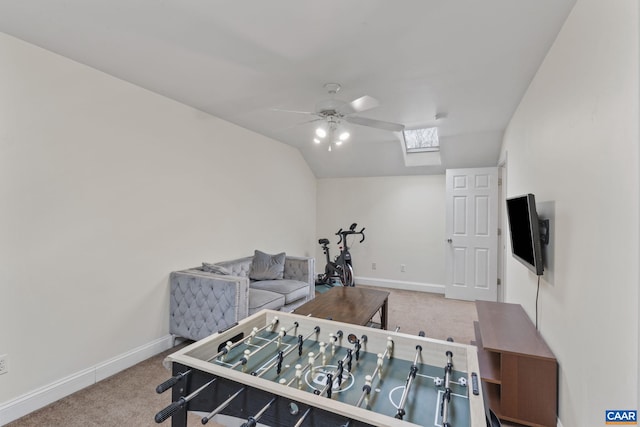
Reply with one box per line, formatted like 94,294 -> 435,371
0,335 -> 174,425
355,276 -> 445,294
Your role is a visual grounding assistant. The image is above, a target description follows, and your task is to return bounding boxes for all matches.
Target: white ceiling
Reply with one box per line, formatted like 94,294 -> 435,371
0,1 -> 576,178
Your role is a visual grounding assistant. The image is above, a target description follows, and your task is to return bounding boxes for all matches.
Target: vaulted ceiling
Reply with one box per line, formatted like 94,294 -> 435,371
0,0 -> 576,178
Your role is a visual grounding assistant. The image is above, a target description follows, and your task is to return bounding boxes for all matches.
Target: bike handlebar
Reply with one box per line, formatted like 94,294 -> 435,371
335,225 -> 366,245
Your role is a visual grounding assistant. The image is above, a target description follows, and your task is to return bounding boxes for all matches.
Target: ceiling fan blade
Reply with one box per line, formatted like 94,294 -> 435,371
345,115 -> 405,132
270,108 -> 316,115
337,95 -> 380,115
277,117 -> 324,132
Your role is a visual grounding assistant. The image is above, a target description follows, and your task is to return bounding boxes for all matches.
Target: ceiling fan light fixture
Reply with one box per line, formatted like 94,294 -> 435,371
313,138 -> 321,144
339,131 -> 350,141
315,127 -> 327,138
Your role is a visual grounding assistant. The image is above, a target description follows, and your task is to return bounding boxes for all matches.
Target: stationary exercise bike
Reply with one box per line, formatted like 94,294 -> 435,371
316,223 -> 366,287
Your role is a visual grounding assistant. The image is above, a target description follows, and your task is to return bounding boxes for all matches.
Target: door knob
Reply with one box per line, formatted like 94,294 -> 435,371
447,238 -> 452,243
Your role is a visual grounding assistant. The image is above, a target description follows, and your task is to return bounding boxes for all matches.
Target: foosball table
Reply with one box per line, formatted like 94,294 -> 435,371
155,310 -> 487,427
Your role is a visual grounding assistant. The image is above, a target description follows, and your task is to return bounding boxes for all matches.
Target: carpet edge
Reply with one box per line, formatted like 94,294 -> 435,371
0,335 -> 174,426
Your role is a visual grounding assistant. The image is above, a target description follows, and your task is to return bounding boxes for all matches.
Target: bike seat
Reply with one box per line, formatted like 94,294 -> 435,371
318,238 -> 330,245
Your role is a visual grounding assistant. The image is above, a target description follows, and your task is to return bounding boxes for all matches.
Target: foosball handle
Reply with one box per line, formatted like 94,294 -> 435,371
242,417 -> 258,427
156,371 -> 187,394
154,398 -> 185,423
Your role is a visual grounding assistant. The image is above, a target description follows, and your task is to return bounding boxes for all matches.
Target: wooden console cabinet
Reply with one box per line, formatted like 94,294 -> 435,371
474,301 -> 557,427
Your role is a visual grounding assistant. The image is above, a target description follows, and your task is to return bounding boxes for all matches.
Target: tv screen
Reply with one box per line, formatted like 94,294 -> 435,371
506,194 -> 544,276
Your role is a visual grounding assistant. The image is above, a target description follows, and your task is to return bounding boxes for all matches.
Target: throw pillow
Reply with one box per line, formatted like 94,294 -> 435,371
249,250 -> 286,280
201,262 -> 231,275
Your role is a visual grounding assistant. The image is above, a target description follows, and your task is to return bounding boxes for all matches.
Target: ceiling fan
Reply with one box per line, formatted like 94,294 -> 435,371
275,83 -> 405,150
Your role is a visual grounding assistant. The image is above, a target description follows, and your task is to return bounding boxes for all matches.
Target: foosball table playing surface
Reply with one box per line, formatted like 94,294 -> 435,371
156,310 -> 487,427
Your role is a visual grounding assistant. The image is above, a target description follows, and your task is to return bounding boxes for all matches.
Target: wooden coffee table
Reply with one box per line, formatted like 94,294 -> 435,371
294,286 -> 389,329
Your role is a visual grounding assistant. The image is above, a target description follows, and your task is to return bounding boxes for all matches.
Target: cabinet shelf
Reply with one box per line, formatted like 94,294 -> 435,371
473,322 -> 501,384
474,301 -> 557,427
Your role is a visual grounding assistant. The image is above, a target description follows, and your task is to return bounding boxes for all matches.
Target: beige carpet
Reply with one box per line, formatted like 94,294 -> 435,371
5,344 -> 213,427
381,286 -> 478,343
6,287 -> 512,427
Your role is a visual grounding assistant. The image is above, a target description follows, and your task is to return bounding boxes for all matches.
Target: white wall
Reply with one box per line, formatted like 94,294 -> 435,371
316,175 -> 446,292
501,0 -> 639,425
0,32 -> 316,409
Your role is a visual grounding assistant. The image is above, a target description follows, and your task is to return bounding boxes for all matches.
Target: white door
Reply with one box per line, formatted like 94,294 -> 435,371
445,167 -> 498,301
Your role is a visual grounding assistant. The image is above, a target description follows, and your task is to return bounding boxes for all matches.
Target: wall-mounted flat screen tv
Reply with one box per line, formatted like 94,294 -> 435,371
506,194 -> 544,276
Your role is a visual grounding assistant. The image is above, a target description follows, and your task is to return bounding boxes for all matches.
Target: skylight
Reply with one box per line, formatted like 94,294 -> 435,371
403,127 -> 439,153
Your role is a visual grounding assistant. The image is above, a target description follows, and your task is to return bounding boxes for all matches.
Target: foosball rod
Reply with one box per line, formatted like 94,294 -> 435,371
286,349 -> 324,387
201,387 -> 245,425
441,350 -> 453,427
157,318 -> 281,393
314,336 -> 362,397
240,396 -> 276,427
257,326 -> 324,378
292,407 -> 312,427
230,322 -> 301,370
154,378 -> 217,423
206,317 -> 282,364
395,343 -> 423,420
284,330 -> 349,388
354,327 -> 401,408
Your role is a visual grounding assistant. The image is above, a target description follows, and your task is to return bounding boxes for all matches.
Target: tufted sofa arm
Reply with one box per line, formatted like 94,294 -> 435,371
283,256 -> 315,302
169,271 -> 249,341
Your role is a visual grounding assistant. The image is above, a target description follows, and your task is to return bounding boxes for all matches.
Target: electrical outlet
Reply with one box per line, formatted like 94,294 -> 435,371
401,264 -> 406,272
0,354 -> 8,375
372,262 -> 377,270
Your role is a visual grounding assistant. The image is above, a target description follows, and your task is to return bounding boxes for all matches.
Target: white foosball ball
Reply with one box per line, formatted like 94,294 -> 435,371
155,310 -> 487,427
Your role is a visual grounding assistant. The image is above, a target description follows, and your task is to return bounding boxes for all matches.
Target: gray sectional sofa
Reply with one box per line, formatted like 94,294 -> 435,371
169,252 -> 315,341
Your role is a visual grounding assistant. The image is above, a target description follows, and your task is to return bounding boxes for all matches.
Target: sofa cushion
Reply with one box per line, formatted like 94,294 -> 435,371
250,279 -> 308,305
248,288 -> 285,315
249,250 -> 286,280
201,262 -> 231,275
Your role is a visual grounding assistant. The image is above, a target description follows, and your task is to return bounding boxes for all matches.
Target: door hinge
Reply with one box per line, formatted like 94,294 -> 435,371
497,278 -> 502,285
498,178 -> 503,186
497,228 -> 502,236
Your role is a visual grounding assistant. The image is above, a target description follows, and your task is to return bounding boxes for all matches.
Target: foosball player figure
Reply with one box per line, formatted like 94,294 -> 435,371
221,341 -> 233,361
319,341 -> 327,365
328,333 -> 336,356
268,316 -> 279,332
277,327 -> 286,347
295,364 -> 303,389
297,335 -> 304,356
376,353 -> 384,378
245,327 -> 258,345
241,349 -> 251,372
276,350 -> 284,375
308,352 -> 315,372
337,360 -> 344,387
363,375 -> 373,405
